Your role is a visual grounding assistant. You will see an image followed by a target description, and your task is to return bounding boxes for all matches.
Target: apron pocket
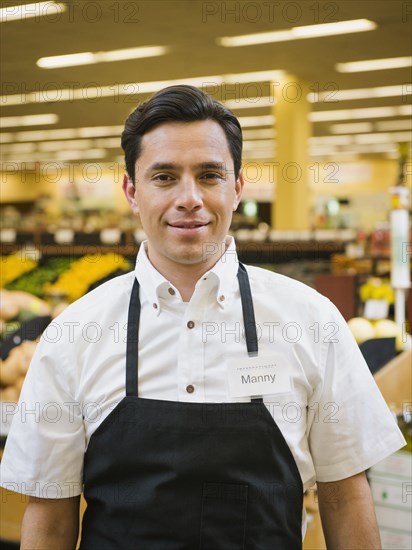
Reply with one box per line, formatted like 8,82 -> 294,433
200,482 -> 248,550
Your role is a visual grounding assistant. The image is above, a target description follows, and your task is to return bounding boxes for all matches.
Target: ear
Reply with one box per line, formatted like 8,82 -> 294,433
122,173 -> 139,215
233,169 -> 245,211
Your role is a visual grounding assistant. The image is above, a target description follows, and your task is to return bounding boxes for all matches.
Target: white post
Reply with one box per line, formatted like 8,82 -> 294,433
389,187 -> 410,332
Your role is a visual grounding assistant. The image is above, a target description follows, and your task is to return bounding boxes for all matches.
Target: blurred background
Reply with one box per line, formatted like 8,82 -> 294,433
0,2 -> 411,546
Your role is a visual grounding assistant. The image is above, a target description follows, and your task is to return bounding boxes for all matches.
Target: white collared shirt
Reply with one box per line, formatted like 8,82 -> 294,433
1,238 -> 405,498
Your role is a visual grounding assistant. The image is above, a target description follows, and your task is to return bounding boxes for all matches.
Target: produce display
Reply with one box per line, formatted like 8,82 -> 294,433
347,316 -> 406,352
1,252 -> 38,286
0,290 -> 52,402
0,340 -> 37,402
5,257 -> 74,296
359,277 -> 395,304
43,253 -> 130,302
0,289 -> 51,335
0,251 -> 131,402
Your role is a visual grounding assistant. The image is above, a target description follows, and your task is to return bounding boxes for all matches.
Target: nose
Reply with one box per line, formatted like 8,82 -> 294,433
175,176 -> 203,211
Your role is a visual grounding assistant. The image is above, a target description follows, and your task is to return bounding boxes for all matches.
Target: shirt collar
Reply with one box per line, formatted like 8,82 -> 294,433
134,237 -> 240,313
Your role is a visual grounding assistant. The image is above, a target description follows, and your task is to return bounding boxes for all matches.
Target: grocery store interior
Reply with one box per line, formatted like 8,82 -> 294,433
1,1 -> 411,548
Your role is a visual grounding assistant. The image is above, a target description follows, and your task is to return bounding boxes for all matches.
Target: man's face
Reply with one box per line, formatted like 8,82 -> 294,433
123,120 -> 244,273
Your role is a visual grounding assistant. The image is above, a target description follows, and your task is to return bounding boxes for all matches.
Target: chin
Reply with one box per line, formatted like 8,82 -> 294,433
168,245 -> 207,265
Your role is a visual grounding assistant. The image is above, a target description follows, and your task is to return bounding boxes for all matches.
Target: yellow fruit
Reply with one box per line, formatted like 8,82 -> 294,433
373,319 -> 404,351
347,317 -> 375,344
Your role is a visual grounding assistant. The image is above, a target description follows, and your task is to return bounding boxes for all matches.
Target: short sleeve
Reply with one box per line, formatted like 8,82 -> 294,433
308,302 -> 405,482
0,333 -> 85,498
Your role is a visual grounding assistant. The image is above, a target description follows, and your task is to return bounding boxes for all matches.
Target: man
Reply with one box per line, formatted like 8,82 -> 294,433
1,85 -> 405,549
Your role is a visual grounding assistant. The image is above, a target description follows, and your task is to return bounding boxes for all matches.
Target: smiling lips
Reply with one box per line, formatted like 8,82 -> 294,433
168,221 -> 209,229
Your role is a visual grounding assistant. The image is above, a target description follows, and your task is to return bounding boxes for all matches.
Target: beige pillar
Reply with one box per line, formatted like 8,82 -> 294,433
272,75 -> 312,229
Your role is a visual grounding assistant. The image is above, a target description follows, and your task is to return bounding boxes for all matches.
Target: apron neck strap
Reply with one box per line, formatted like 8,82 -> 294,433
125,262 -> 259,398
237,263 -> 258,357
126,278 -> 140,397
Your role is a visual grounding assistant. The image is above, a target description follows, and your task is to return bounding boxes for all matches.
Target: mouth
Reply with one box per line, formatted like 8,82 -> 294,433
168,221 -> 209,229
167,221 -> 210,234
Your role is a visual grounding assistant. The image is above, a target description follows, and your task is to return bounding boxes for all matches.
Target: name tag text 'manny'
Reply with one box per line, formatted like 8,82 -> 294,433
227,355 -> 292,398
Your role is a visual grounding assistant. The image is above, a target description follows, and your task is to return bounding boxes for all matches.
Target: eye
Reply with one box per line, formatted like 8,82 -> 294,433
152,173 -> 174,183
201,172 -> 224,182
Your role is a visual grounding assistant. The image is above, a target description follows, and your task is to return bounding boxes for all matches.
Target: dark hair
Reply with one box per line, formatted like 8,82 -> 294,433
121,85 -> 242,184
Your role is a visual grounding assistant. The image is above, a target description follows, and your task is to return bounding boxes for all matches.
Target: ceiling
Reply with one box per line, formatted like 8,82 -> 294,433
1,0 -> 411,166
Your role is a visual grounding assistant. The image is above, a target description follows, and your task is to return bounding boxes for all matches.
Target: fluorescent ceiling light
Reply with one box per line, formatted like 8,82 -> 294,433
237,115 -> 275,127
336,56 -> 412,73
309,143 -> 400,158
375,120 -> 412,131
217,19 -> 376,47
0,125 -> 124,143
0,133 -> 13,143
77,126 -> 124,138
331,122 -> 373,134
310,132 -> 411,147
242,129 -> 276,139
310,135 -> 353,145
39,138 -> 121,151
55,149 -> 106,161
38,139 -> 93,152
37,46 -> 168,69
1,149 -> 107,163
95,137 -> 122,148
0,1 -> 65,22
347,144 -> 398,153
354,131 -> 412,144
1,143 -> 36,154
243,139 -> 275,150
309,84 -> 411,102
310,105 -> 412,122
0,70 -> 284,106
331,120 -> 412,134
0,113 -> 58,128
243,149 -> 275,160
13,129 -> 79,141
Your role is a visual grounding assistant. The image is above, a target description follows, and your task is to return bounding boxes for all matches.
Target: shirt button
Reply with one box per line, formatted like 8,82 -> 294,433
187,320 -> 195,329
168,288 -> 175,295
186,384 -> 195,394
153,303 -> 158,309
219,294 -> 225,302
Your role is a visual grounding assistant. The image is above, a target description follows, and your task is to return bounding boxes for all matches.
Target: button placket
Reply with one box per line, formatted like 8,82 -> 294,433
177,292 -> 207,400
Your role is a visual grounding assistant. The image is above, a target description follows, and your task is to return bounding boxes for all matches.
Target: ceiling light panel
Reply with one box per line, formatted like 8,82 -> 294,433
310,105 -> 412,122
375,120 -> 412,131
309,84 -> 411,102
330,122 -> 373,134
37,46 -> 169,69
0,125 -> 125,143
217,19 -> 376,47
336,56 -> 412,73
0,114 -> 58,128
0,1 -> 65,22
237,115 -> 275,127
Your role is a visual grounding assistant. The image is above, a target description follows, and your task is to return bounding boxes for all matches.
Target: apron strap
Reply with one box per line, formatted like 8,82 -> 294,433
237,263 -> 258,356
237,263 -> 262,404
126,278 -> 140,397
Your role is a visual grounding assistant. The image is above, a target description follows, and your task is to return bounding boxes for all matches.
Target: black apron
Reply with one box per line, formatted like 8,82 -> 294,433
80,264 -> 303,549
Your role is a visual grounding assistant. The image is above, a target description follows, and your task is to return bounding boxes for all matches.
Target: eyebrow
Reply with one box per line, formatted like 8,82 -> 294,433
147,162 -> 228,172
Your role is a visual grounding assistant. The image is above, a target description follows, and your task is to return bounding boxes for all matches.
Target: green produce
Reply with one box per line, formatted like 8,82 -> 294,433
5,257 -> 74,297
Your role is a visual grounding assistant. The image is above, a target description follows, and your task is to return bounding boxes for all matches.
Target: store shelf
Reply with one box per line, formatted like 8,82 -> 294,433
1,230 -> 347,263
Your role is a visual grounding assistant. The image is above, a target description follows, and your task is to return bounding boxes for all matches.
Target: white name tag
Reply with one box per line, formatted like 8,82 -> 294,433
227,354 -> 292,398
